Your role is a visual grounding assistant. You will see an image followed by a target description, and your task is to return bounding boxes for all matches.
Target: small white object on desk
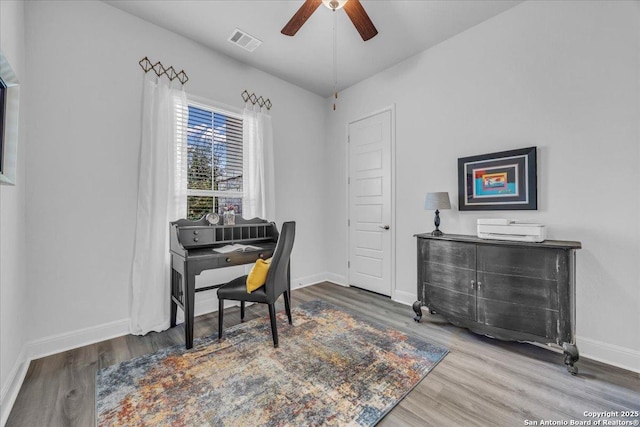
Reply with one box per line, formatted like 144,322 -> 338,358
477,218 -> 546,243
214,243 -> 262,254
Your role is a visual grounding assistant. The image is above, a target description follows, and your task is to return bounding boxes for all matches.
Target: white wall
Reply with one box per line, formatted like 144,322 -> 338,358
326,0 -> 640,372
0,0 -> 29,423
23,0 -> 327,351
5,4 -> 638,420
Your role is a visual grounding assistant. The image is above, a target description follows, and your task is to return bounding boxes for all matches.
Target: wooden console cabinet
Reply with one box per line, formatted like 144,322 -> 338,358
413,233 -> 581,374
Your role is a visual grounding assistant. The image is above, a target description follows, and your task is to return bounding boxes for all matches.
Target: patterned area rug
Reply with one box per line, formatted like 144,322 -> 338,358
96,300 -> 448,426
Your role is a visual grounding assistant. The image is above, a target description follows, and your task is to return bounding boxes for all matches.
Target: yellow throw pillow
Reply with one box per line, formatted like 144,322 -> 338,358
246,258 -> 272,293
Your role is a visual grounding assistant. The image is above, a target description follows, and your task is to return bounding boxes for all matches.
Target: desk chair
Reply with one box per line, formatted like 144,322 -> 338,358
217,221 -> 296,348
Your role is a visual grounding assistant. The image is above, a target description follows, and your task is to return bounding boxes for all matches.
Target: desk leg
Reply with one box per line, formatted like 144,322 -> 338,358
184,270 -> 196,349
170,267 -> 177,328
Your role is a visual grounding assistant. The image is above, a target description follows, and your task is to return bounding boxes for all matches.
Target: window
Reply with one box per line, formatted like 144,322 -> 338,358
186,102 -> 243,220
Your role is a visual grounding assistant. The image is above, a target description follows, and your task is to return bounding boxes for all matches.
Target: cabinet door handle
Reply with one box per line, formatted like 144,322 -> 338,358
477,281 -> 482,288
470,280 -> 475,289
379,225 -> 390,230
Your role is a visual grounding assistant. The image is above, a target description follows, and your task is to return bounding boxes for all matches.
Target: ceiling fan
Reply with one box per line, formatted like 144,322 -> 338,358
281,0 -> 378,41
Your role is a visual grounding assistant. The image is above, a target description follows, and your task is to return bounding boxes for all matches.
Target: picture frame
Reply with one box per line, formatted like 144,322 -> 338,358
458,146 -> 537,211
0,50 -> 20,185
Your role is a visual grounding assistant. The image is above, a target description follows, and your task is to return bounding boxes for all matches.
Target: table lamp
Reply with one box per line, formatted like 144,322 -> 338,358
424,192 -> 451,236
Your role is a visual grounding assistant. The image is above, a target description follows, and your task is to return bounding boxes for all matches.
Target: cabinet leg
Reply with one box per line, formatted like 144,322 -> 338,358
563,343 -> 579,375
412,301 -> 423,322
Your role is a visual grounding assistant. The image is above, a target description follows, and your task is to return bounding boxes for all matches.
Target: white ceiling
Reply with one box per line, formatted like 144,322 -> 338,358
104,0 -> 523,97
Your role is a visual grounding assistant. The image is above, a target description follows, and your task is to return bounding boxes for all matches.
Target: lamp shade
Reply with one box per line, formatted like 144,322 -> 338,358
424,192 -> 451,210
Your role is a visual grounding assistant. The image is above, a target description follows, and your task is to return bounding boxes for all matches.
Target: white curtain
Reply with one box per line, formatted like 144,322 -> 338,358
130,77 -> 188,335
242,107 -> 276,220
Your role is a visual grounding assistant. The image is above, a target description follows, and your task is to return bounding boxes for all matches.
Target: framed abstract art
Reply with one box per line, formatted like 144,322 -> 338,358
458,147 -> 537,211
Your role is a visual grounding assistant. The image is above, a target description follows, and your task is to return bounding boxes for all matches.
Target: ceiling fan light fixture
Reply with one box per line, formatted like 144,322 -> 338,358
282,0 -> 377,41
322,0 -> 348,11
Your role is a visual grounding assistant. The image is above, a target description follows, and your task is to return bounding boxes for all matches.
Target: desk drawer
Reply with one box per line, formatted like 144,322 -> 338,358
179,228 -> 215,247
220,250 -> 273,267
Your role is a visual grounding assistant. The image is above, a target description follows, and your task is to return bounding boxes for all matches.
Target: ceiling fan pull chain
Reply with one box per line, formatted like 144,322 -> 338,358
333,10 -> 338,111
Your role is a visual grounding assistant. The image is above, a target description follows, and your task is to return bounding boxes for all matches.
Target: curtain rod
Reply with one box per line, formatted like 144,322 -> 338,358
242,90 -> 272,111
138,56 -> 189,85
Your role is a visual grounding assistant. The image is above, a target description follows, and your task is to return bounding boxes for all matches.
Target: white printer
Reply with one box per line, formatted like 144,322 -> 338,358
477,218 -> 546,243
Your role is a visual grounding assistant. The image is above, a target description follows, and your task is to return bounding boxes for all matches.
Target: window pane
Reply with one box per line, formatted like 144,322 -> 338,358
187,106 -> 213,190
218,197 -> 243,217
213,113 -> 243,193
187,196 -> 213,220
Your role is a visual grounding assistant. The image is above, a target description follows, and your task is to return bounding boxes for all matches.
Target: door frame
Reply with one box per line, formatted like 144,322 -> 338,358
346,104 -> 396,298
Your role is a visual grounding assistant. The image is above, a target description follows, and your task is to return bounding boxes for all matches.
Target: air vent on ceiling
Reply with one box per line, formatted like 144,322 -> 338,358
228,28 -> 262,52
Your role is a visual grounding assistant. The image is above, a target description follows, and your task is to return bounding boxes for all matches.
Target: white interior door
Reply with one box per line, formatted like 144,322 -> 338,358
348,109 -> 392,296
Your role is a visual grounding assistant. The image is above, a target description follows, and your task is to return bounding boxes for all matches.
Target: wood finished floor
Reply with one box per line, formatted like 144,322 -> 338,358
7,282 -> 640,427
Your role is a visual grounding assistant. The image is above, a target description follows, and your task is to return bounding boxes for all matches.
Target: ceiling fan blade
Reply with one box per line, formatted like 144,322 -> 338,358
281,0 -> 323,36
343,0 -> 378,41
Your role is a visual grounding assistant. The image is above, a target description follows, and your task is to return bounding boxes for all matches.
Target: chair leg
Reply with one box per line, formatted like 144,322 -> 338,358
218,298 -> 224,341
284,291 -> 292,325
240,301 -> 245,322
268,303 -> 279,348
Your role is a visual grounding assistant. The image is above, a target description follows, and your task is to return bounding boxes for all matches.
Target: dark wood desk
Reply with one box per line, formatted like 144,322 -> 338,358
169,216 -> 278,349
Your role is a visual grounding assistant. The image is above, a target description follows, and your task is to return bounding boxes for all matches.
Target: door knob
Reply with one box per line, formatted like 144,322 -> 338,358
379,225 -> 390,230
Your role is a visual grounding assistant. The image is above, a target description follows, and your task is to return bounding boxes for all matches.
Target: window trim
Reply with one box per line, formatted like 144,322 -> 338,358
186,94 -> 243,120
184,94 -> 245,219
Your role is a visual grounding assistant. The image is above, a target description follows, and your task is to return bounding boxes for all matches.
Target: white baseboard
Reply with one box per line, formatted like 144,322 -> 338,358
193,293 -> 251,317
323,273 -> 347,287
577,335 -> 640,374
194,291 -> 220,317
291,273 -> 348,290
1,346 -> 28,427
392,289 -> 415,307
26,318 -> 130,361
